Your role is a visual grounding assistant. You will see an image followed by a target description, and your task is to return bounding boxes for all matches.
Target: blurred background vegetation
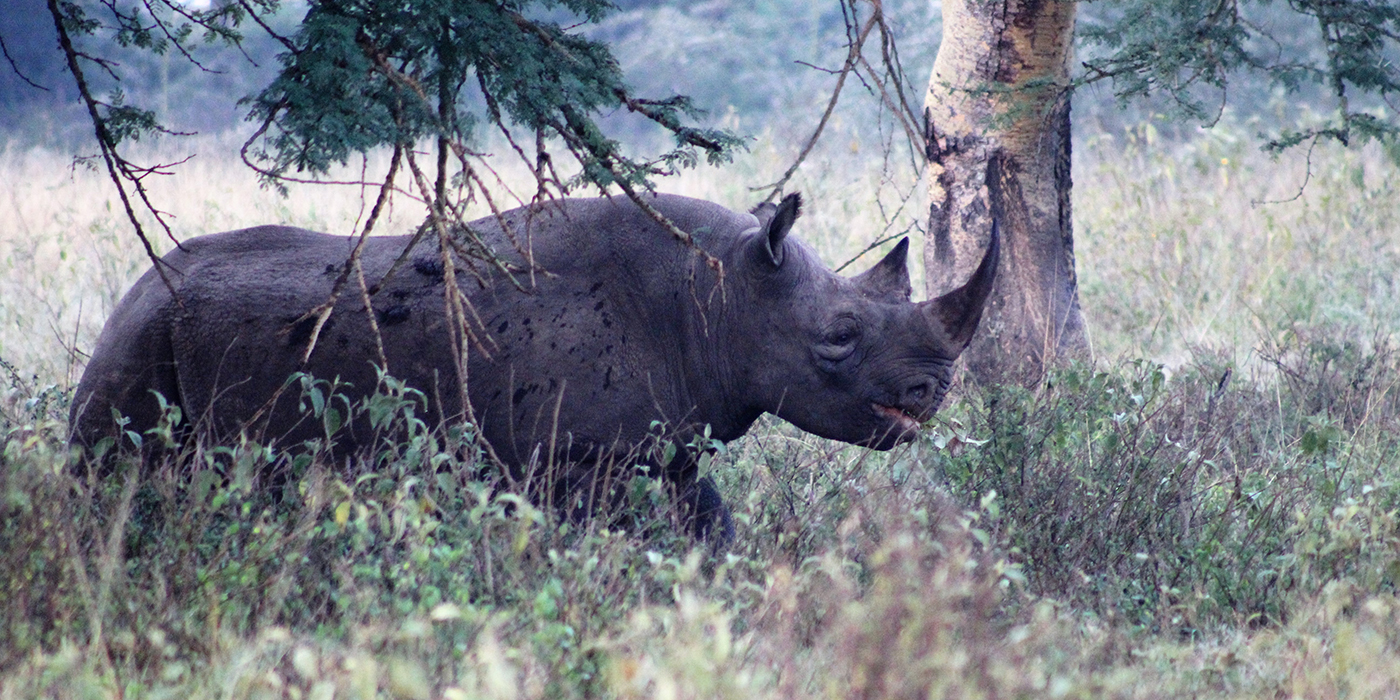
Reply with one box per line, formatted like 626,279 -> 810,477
3,0 -> 1375,151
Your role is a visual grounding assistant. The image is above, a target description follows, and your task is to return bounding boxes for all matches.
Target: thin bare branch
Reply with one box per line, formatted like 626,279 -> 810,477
0,35 -> 50,91
47,0 -> 183,302
1252,135 -> 1319,206
238,0 -> 296,54
753,0 -> 879,203
291,145 -> 403,365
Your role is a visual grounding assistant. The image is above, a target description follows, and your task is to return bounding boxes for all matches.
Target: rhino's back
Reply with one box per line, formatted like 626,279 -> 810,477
450,194 -> 756,277
97,195 -> 756,454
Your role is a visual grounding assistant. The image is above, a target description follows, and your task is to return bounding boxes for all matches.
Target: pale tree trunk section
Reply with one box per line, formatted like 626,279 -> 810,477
924,0 -> 1089,386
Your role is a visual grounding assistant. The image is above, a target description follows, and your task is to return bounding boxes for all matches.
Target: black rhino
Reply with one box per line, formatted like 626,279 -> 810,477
70,192 -> 997,545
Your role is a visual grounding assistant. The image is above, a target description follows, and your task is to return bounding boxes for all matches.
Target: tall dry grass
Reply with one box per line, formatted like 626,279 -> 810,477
0,124 -> 926,392
1076,118 -> 1400,367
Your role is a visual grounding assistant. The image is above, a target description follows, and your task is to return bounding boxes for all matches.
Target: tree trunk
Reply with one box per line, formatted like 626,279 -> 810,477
923,0 -> 1088,386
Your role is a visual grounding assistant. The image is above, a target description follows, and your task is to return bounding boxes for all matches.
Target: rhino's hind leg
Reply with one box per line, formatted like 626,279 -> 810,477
69,301 -> 184,466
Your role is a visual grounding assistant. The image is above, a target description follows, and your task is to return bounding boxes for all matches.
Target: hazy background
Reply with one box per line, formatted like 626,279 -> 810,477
1,0 -> 1331,152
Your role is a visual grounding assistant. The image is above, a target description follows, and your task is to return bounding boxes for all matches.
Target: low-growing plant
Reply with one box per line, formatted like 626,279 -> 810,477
2,370 -> 709,685
927,323 -> 1400,633
8,333 -> 1400,697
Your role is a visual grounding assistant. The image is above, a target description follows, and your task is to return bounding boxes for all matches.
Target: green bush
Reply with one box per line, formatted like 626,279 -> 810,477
929,324 -> 1400,632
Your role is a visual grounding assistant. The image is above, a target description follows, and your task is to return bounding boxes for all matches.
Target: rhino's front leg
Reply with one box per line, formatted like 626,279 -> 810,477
681,475 -> 735,554
654,437 -> 734,552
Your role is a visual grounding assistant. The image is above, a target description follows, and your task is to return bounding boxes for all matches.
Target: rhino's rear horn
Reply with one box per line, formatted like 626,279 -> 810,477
852,237 -> 912,301
759,192 -> 802,267
924,220 -> 1000,350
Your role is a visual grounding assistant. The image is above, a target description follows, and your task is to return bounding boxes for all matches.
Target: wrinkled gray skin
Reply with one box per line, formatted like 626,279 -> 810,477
71,193 -> 998,547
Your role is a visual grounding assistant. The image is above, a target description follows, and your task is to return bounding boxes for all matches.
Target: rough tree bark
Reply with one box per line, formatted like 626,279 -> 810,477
923,0 -> 1088,386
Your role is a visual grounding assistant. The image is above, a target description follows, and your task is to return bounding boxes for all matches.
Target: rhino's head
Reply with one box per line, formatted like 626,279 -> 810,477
738,193 -> 998,450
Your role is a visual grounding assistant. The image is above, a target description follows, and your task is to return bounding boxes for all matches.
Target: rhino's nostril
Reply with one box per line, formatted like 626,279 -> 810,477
906,382 -> 929,403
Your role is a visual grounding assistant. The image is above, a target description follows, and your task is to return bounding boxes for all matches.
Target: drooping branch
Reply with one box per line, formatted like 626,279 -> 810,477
46,0 -> 181,299
0,34 -> 51,91
291,144 -> 403,366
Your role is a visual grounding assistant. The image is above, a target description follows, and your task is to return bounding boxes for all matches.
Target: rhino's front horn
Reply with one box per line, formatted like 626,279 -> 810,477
922,220 -> 1000,350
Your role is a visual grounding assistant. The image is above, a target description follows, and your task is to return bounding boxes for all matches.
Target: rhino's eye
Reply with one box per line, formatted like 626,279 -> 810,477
827,328 -> 857,346
815,320 -> 861,363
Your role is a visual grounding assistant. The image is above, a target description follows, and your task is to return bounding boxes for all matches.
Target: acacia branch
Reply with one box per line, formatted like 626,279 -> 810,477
291,145 -> 402,366
399,146 -> 510,469
550,108 -> 724,276
47,0 -> 182,302
239,0 -> 297,53
137,0 -> 218,72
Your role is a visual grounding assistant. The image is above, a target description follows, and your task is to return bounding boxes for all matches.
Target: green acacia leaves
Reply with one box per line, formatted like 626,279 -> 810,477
1079,0 -> 1251,120
1079,0 -> 1400,153
244,0 -> 741,190
248,9 -> 429,176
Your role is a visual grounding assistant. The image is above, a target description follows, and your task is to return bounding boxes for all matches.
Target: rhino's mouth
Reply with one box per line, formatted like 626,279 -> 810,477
872,402 -> 922,435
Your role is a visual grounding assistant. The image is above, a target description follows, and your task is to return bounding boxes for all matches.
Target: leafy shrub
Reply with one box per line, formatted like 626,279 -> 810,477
931,325 -> 1400,632
7,330 -> 1400,696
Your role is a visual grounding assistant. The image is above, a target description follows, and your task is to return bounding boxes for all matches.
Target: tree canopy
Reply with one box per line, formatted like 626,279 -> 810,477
1079,0 -> 1400,154
28,0 -> 746,274
243,0 -> 743,188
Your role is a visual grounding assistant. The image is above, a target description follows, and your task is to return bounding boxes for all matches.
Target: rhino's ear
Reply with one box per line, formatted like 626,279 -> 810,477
922,220 -> 1000,351
852,237 -> 912,301
750,201 -> 778,229
754,192 -> 801,267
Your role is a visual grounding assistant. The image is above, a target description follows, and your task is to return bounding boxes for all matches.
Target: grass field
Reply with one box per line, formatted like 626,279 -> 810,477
2,121 -> 1400,698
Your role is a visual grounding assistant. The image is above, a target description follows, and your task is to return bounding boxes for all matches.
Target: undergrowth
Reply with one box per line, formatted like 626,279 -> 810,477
4,318 -> 1400,697
933,323 -> 1400,632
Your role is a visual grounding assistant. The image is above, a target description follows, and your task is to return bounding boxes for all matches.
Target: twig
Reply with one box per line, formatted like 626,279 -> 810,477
238,0 -> 297,54
290,144 -> 404,365
834,232 -> 909,274
0,35 -> 50,91
1252,135 -> 1319,206
753,2 -> 878,203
